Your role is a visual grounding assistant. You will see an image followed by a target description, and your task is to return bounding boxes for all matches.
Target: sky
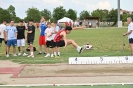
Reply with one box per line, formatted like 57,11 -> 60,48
0,0 -> 133,19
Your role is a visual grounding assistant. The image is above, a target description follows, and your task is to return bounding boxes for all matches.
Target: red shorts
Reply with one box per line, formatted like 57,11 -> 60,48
39,36 -> 46,45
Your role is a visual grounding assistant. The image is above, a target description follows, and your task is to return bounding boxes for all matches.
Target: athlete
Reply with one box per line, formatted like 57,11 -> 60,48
54,26 -> 85,54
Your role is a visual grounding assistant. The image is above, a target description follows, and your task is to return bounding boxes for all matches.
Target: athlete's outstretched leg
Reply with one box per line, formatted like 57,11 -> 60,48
66,39 -> 85,54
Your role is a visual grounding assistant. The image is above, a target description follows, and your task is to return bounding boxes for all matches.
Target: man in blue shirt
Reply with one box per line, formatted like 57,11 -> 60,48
5,20 -> 17,57
38,16 -> 47,54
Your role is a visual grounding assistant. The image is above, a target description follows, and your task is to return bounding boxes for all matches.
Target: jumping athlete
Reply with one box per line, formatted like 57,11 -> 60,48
54,26 -> 85,54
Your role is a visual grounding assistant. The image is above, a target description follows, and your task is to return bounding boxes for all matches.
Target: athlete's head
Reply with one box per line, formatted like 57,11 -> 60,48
19,20 -> 23,26
127,17 -> 132,24
3,20 -> 8,25
41,16 -> 45,22
10,20 -> 14,26
65,26 -> 72,34
47,22 -> 51,28
29,19 -> 33,25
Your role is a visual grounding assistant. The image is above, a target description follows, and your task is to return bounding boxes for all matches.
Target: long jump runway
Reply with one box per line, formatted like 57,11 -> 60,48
1,64 -> 133,78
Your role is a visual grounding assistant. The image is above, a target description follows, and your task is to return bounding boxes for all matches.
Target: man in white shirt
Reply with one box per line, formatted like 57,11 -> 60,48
45,22 -> 53,57
0,20 -> 8,46
123,17 -> 133,55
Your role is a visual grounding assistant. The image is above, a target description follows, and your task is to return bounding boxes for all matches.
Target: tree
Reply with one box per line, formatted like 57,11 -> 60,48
65,9 -> 77,21
53,6 -> 66,20
0,7 -> 11,23
14,17 -> 21,23
25,7 -> 41,22
79,10 -> 90,20
40,9 -> 51,20
108,9 -> 117,22
91,9 -> 108,21
7,5 -> 16,20
121,12 -> 129,22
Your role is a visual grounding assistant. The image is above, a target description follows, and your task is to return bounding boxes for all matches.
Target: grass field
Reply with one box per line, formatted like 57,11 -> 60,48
0,27 -> 130,64
0,85 -> 133,88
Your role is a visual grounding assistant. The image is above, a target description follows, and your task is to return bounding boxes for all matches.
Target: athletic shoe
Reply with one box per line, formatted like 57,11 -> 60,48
51,54 -> 54,58
18,53 -> 21,56
23,53 -> 28,56
45,53 -> 50,57
79,45 -> 86,54
13,54 -> 17,56
6,54 -> 9,57
44,52 -> 47,54
27,55 -> 34,58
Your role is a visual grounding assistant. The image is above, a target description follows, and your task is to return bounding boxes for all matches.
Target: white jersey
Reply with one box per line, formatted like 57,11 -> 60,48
45,27 -> 53,41
128,22 -> 133,39
52,26 -> 60,39
0,24 -> 6,38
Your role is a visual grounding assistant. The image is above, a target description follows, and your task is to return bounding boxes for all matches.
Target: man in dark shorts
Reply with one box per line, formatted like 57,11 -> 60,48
0,20 -> 8,46
27,19 -> 35,58
0,20 -> 8,55
123,17 -> 133,55
54,26 -> 85,54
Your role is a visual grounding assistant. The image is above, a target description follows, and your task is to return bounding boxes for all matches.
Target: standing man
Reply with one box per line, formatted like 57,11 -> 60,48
123,17 -> 133,55
17,20 -> 28,56
51,21 -> 60,57
0,20 -> 8,47
5,20 -> 17,57
38,16 -> 47,54
27,19 -> 35,58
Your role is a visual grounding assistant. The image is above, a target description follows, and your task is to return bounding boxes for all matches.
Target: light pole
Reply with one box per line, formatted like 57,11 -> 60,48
118,0 -> 122,27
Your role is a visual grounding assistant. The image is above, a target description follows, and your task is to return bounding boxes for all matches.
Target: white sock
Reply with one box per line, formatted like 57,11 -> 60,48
39,51 -> 42,53
31,52 -> 34,55
54,52 -> 57,56
58,52 -> 60,56
76,46 -> 81,52
47,53 -> 50,55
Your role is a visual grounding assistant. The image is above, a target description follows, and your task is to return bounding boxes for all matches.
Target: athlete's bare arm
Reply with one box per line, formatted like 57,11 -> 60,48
5,31 -> 8,41
27,31 -> 32,33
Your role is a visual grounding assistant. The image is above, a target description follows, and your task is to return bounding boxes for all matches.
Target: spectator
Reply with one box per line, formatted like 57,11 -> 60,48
16,20 -> 28,56
45,22 -> 53,57
51,21 -> 60,57
5,20 -> 17,57
38,16 -> 47,55
27,19 -> 35,58
79,21 -> 82,26
0,20 -> 8,55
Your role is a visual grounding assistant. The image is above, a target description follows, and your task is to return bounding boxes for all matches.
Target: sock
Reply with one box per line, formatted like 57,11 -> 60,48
76,46 -> 81,52
58,52 -> 60,56
39,51 -> 42,53
54,52 -> 57,56
31,52 -> 34,55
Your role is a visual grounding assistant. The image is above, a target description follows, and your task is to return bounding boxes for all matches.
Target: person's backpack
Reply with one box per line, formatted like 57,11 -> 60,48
26,47 -> 37,51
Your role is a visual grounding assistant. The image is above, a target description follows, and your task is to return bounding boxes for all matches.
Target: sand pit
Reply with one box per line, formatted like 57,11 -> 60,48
19,64 -> 133,77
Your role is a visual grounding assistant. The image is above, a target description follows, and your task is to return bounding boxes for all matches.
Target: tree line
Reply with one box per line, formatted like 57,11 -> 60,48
0,5 -> 133,23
